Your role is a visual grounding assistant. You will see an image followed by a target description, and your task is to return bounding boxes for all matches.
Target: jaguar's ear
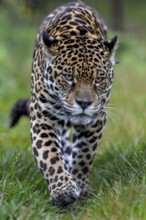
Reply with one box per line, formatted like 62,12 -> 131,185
42,31 -> 58,49
104,36 -> 118,65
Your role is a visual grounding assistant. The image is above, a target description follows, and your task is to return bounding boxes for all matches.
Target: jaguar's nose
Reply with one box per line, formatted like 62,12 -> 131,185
75,99 -> 93,110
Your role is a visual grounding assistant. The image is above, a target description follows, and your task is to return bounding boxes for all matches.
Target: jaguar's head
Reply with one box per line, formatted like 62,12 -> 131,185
42,31 -> 118,125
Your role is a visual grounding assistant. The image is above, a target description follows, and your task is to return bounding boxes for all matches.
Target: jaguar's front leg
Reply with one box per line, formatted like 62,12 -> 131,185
31,118 -> 80,206
71,113 -> 106,196
61,126 -> 73,171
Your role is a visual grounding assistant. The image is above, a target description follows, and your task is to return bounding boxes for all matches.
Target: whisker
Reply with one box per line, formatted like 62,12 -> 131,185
38,109 -> 65,131
104,106 -> 118,111
106,111 -> 119,125
44,108 -> 65,119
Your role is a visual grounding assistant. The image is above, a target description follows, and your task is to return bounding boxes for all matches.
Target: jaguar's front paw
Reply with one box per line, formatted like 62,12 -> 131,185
51,180 -> 81,206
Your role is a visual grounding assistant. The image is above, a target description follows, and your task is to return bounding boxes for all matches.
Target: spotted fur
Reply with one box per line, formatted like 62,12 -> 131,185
11,2 -> 118,206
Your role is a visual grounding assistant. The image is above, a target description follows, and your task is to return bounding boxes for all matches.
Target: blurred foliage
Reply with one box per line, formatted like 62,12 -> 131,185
1,0 -> 68,24
1,0 -> 146,31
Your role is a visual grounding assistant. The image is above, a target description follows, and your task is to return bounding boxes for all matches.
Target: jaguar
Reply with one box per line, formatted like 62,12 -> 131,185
10,1 -> 118,206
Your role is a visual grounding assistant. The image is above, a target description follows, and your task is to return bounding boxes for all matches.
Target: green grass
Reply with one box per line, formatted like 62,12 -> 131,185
0,7 -> 146,220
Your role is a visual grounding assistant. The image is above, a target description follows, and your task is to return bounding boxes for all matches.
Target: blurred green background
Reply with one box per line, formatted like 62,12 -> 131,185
0,1 -> 146,219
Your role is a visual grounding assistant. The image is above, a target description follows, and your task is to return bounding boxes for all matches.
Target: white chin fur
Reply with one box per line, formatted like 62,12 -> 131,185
69,115 -> 93,126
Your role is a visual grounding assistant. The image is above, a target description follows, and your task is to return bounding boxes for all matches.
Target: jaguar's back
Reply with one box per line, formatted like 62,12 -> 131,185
38,2 -> 107,41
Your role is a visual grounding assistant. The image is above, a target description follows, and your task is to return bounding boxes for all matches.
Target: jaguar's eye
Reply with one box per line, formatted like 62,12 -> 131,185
94,78 -> 109,92
95,78 -> 104,85
64,73 -> 73,81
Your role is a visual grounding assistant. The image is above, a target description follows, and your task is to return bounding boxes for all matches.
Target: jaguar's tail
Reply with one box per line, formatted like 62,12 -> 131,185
10,99 -> 30,127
